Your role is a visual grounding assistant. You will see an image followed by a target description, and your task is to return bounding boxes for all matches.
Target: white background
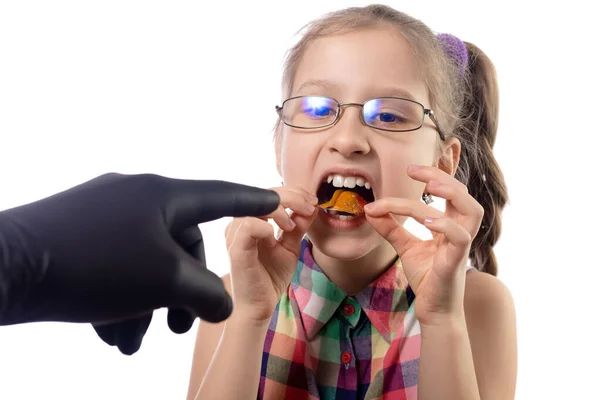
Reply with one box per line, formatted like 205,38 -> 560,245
1,1 -> 598,399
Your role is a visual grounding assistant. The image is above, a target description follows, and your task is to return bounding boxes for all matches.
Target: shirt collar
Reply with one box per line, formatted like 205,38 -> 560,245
290,239 -> 414,343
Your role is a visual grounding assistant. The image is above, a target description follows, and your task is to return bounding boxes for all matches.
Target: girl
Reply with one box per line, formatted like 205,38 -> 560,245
188,4 -> 517,400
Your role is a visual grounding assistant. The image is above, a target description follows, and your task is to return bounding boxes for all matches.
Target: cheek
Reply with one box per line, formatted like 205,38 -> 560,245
279,132 -> 319,186
380,142 -> 437,196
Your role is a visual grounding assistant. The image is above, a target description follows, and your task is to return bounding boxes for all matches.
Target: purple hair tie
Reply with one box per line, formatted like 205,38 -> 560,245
437,33 -> 468,77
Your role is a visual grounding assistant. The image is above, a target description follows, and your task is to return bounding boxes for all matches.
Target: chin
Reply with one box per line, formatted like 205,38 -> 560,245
306,227 -> 380,262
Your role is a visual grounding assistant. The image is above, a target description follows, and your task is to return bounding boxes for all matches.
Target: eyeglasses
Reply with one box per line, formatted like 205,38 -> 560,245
275,95 -> 445,141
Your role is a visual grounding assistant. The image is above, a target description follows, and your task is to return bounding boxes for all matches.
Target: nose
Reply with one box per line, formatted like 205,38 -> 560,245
326,105 -> 371,158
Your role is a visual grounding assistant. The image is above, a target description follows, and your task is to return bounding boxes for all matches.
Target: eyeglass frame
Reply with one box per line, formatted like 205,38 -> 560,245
275,95 -> 446,141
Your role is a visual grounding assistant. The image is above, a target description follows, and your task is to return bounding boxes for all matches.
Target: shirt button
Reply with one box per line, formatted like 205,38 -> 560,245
341,351 -> 352,364
343,304 -> 355,316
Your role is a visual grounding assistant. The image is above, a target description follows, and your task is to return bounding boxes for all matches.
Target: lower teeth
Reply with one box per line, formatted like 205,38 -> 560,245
325,209 -> 361,220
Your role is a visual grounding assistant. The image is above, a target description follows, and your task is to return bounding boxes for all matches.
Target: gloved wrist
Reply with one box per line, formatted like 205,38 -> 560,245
0,212 -> 48,325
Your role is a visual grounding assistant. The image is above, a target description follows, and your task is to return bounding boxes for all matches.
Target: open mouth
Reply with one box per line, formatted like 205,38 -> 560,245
317,174 -> 375,217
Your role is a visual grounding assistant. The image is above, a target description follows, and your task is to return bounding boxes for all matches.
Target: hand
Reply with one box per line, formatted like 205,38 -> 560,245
225,187 -> 318,324
92,225 -> 210,355
0,173 -> 280,354
364,165 -> 484,326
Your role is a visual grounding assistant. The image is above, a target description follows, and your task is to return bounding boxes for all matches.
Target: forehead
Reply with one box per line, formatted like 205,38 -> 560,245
291,27 -> 428,105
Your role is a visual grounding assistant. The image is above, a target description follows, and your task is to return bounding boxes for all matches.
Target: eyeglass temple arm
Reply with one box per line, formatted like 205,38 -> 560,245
426,110 -> 446,141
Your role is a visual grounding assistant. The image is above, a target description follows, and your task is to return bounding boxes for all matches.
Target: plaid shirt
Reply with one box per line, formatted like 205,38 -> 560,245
258,238 -> 422,399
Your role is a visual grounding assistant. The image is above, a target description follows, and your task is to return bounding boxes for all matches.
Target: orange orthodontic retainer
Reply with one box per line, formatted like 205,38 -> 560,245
318,189 -> 368,215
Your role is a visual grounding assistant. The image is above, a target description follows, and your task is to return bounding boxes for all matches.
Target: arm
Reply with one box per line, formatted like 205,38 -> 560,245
188,188 -> 316,399
187,274 -> 269,400
417,271 -> 518,400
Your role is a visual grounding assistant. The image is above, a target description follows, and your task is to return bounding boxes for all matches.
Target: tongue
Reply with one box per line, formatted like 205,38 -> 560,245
319,189 -> 367,215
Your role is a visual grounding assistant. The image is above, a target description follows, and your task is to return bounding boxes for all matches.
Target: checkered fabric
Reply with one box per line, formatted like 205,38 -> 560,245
258,238 -> 424,399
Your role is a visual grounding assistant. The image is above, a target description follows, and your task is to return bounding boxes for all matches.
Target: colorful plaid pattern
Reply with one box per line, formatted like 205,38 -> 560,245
258,238 -> 423,399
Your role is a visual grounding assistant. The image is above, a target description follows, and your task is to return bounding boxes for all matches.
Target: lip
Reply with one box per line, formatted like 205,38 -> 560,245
314,166 -> 378,201
317,208 -> 369,230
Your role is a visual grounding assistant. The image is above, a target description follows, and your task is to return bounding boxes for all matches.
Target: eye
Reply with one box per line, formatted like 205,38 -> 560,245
377,112 -> 402,123
366,110 -> 408,125
304,105 -> 335,118
363,98 -> 421,130
301,96 -> 336,119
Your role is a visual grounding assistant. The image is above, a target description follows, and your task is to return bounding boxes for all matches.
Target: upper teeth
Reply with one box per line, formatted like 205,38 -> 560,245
327,174 -> 371,190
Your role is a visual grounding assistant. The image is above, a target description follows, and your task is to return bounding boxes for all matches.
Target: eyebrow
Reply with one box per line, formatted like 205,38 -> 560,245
293,79 -> 419,103
377,86 -> 418,103
294,79 -> 339,94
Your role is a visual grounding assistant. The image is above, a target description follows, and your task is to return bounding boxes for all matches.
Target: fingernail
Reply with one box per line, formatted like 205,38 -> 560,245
424,217 -> 436,223
306,203 -> 316,213
309,194 -> 319,204
288,217 -> 297,229
408,164 -> 419,173
429,180 -> 440,188
363,203 -> 374,212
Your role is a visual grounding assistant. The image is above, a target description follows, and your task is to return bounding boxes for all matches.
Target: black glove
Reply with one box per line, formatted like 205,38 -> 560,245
0,173 -> 280,353
93,225 -> 212,355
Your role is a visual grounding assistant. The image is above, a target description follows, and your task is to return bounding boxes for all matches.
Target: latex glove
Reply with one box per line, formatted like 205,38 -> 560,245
0,173 -> 279,354
93,224 -> 213,355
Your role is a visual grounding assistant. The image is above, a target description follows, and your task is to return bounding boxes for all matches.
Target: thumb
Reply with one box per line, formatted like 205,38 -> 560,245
170,225 -> 232,324
175,263 -> 233,323
163,179 -> 281,232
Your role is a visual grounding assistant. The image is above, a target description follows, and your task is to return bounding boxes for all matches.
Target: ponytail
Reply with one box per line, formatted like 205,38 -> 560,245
457,42 -> 508,276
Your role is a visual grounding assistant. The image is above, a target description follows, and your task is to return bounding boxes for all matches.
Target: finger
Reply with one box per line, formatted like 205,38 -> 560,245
175,225 -> 206,261
168,227 -> 207,333
225,188 -> 316,239
407,164 -> 467,193
426,180 -> 483,217
266,205 -> 301,234
225,218 -> 242,249
164,179 -> 281,232
93,313 -> 153,356
229,217 -> 277,253
364,197 -> 444,223
260,185 -> 317,233
223,184 -> 317,249
272,187 -> 318,217
224,219 -> 233,238
283,186 -> 319,205
364,212 -> 418,255
278,208 -> 319,256
175,262 -> 233,323
167,308 -> 196,334
225,216 -> 273,250
427,181 -> 484,236
424,216 -> 472,271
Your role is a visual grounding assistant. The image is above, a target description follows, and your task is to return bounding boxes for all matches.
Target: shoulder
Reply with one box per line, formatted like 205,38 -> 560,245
464,269 -> 515,319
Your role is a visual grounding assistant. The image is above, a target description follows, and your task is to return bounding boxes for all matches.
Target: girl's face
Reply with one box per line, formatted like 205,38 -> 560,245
276,27 -> 447,263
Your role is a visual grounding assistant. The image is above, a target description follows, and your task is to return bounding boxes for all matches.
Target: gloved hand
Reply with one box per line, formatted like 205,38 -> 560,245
0,173 -> 280,354
93,224 -> 214,355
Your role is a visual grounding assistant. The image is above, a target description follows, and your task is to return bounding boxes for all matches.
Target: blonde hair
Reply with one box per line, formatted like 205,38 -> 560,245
277,4 -> 508,276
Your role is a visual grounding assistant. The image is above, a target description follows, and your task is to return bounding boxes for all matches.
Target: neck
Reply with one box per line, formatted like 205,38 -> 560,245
311,241 -> 399,295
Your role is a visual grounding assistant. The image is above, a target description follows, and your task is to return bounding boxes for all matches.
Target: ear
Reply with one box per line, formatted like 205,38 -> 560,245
437,137 -> 461,177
